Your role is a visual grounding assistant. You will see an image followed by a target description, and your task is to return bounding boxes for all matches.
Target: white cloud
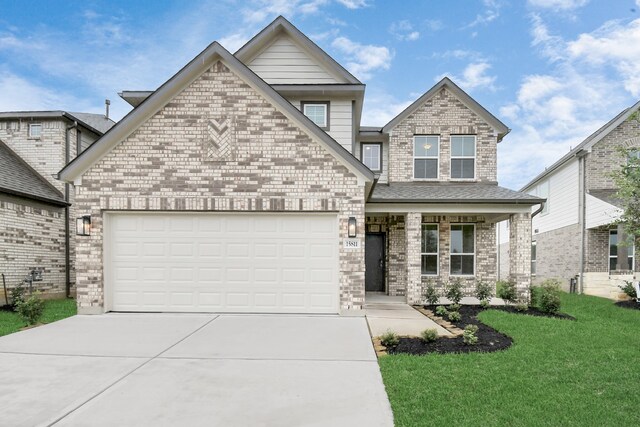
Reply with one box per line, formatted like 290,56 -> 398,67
466,0 -> 501,28
331,36 -> 393,79
530,14 -> 565,61
219,33 -> 251,52
439,62 -> 497,92
361,90 -> 412,127
389,21 -> 420,41
527,0 -> 589,10
424,19 -> 444,32
335,0 -> 368,9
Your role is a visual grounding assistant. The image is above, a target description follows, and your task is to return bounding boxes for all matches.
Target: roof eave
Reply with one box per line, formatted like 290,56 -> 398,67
367,198 -> 544,205
0,188 -> 69,207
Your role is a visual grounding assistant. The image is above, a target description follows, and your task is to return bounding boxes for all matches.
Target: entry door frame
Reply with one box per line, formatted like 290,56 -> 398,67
365,232 -> 386,293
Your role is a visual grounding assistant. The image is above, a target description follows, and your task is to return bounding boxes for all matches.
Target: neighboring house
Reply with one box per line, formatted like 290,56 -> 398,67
498,102 -> 640,299
0,111 -> 114,303
57,16 -> 542,315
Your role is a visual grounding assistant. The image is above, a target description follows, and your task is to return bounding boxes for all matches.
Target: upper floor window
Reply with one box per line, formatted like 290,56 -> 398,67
609,229 -> 634,271
361,143 -> 382,172
450,135 -> 476,179
28,123 -> 42,138
414,135 -> 439,179
450,224 -> 475,276
301,101 -> 329,130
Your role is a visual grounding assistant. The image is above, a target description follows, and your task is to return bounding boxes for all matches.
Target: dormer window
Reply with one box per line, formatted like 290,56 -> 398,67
28,123 -> 42,138
301,101 -> 329,130
413,135 -> 439,179
361,143 -> 382,172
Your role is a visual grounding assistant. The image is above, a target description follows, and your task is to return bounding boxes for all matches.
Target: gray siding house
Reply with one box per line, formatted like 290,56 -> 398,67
57,16 -> 542,315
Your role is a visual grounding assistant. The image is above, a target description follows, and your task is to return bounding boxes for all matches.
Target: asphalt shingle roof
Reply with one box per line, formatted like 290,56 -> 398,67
369,182 -> 543,204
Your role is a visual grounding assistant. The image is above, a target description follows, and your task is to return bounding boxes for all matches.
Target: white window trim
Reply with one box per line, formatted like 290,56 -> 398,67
449,223 -> 476,277
609,229 -> 635,271
302,102 -> 328,129
413,135 -> 440,181
28,123 -> 42,138
361,143 -> 382,172
450,135 -> 476,181
531,240 -> 537,276
421,223 -> 439,276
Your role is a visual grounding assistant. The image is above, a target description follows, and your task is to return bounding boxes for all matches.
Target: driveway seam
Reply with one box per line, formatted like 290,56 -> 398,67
46,315 -> 220,427
156,355 -> 378,362
0,350 -> 149,359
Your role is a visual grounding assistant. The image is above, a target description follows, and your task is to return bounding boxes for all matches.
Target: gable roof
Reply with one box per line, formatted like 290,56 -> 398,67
0,139 -> 68,206
382,77 -> 510,140
58,41 -> 374,183
235,16 -> 361,85
0,111 -> 114,136
520,99 -> 640,191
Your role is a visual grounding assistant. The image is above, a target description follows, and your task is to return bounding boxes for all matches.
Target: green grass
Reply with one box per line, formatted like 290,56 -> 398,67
378,293 -> 640,427
0,298 -> 76,337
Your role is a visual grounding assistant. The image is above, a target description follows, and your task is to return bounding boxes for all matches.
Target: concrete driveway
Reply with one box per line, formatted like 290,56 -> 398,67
0,314 -> 393,427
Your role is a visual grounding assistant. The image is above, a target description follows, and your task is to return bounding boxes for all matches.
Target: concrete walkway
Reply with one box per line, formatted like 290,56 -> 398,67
0,314 -> 394,427
365,294 -> 451,338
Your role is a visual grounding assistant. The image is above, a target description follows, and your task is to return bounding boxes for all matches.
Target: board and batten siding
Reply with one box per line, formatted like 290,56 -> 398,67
528,159 -> 580,234
288,98 -> 353,152
247,36 -> 341,84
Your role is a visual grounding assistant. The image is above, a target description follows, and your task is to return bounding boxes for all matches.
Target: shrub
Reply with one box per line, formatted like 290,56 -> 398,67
448,303 -> 461,312
421,328 -> 439,342
463,324 -> 479,345
496,280 -> 517,304
445,279 -> 464,305
515,302 -> 529,312
530,285 -> 541,307
538,279 -> 562,314
10,283 -> 26,311
380,330 -> 400,347
619,281 -> 637,299
475,281 -> 493,303
423,280 -> 440,306
447,310 -> 461,322
435,305 -> 448,317
479,299 -> 490,309
15,292 -> 45,325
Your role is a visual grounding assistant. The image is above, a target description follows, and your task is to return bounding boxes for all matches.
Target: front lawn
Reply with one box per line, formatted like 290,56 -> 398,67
379,293 -> 640,427
0,298 -> 76,337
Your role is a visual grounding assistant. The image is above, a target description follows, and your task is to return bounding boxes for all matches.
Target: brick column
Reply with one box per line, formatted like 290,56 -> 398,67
406,212 -> 422,304
509,212 -> 532,301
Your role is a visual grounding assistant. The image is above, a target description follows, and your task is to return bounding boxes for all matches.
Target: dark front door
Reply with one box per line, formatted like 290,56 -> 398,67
365,233 -> 385,292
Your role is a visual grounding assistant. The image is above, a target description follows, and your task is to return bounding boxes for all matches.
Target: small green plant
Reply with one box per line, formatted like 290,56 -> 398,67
448,303 -> 461,312
515,302 -> 529,312
435,305 -> 448,317
479,299 -> 490,309
421,328 -> 439,342
538,279 -> 562,314
530,285 -> 541,307
379,330 -> 400,347
475,281 -> 493,304
447,310 -> 461,322
10,283 -> 26,311
423,280 -> 440,306
15,291 -> 46,325
619,281 -> 637,299
445,279 -> 464,305
496,280 -> 517,304
463,324 -> 479,345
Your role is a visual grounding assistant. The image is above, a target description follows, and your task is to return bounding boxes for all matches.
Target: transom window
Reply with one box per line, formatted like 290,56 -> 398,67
609,229 -> 635,271
414,135 -> 439,179
28,123 -> 42,138
421,224 -> 439,275
450,224 -> 475,275
450,135 -> 476,179
361,143 -> 382,171
302,102 -> 329,129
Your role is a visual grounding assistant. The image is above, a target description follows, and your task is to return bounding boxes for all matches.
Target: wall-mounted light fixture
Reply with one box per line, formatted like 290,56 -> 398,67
348,217 -> 357,238
76,215 -> 91,236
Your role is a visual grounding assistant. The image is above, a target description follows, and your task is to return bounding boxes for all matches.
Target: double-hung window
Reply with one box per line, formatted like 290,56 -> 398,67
609,229 -> 634,271
302,102 -> 329,129
361,143 -> 382,172
414,135 -> 439,179
450,135 -> 476,179
450,224 -> 475,275
421,224 -> 439,275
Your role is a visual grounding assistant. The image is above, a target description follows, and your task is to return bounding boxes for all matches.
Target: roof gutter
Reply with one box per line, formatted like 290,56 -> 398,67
0,188 -> 70,207
531,200 -> 546,218
64,120 -> 78,299
366,174 -> 380,202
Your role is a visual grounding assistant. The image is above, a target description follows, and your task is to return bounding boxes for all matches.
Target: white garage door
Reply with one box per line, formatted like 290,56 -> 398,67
105,213 -> 339,314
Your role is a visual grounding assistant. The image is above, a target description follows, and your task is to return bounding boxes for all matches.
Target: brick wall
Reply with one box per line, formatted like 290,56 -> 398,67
74,60 -> 366,313
531,223 -> 581,290
387,87 -> 498,183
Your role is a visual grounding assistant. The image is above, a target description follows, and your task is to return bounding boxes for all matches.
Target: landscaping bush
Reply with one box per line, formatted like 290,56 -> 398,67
530,285 -> 541,307
515,302 -> 529,312
479,299 -> 490,309
10,283 -> 26,311
421,328 -> 439,342
463,324 -> 479,345
496,280 -> 517,304
445,279 -> 464,304
435,305 -> 448,317
423,280 -> 440,306
475,281 -> 493,304
538,279 -> 562,314
619,281 -> 637,299
380,330 -> 400,347
15,292 -> 45,325
448,303 -> 461,312
447,310 -> 461,322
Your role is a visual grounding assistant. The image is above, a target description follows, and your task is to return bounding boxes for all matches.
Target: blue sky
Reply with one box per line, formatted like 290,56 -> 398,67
2,0 -> 640,189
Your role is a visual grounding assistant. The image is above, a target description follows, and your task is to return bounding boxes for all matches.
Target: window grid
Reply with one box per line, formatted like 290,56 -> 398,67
302,103 -> 328,129
450,223 -> 475,276
450,135 -> 476,180
421,223 -> 439,276
413,135 -> 440,180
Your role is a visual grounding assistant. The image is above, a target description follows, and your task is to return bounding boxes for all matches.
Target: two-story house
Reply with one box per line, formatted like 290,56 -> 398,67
499,102 -> 640,299
0,110 -> 114,302
56,16 -> 542,315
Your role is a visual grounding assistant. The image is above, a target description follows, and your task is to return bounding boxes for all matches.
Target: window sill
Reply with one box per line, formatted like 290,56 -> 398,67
449,274 -> 476,278
412,178 -> 439,182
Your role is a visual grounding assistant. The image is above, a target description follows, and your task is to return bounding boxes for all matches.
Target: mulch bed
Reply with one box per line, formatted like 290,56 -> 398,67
0,304 -> 13,313
386,304 -> 573,356
615,300 -> 640,310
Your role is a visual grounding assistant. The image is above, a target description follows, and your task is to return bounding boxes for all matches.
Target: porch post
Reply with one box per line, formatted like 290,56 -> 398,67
406,212 -> 422,304
616,224 -> 629,271
509,212 -> 532,301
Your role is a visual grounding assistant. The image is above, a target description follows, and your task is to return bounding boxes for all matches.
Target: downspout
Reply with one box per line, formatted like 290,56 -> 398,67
64,120 -> 78,298
577,152 -> 587,294
531,201 -> 546,218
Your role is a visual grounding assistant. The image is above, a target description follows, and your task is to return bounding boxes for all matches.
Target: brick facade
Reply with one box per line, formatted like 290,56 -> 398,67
73,61 -> 366,313
531,224 -> 581,290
